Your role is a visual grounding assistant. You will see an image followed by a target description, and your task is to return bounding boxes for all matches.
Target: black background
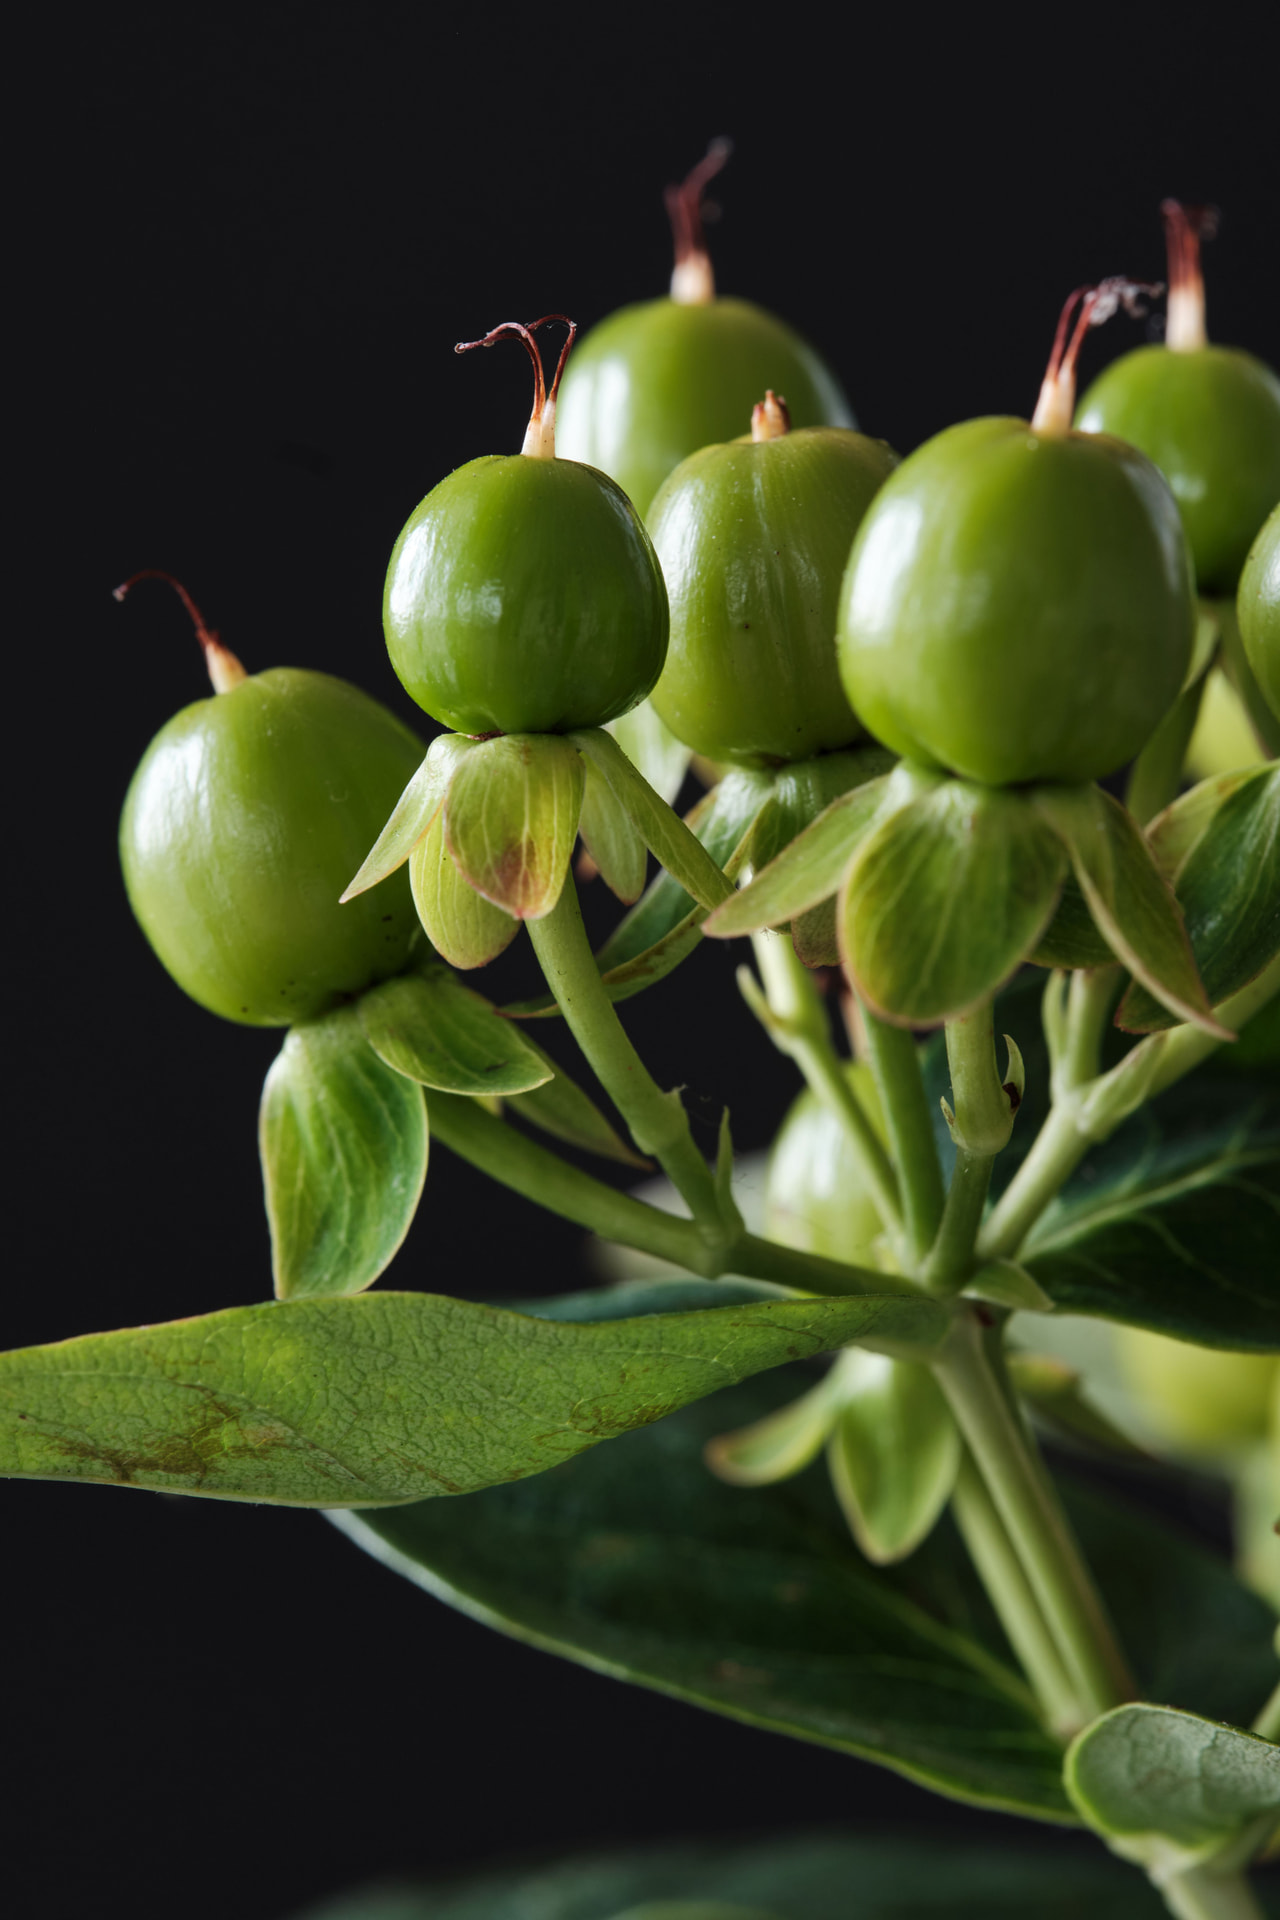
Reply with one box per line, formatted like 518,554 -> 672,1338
8,5 -> 1278,1916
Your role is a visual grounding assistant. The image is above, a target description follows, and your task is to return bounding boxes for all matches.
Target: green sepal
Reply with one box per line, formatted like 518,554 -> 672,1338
747,746 -> 897,872
791,896 -> 840,967
963,1260 -> 1053,1314
1064,1704 -> 1280,1876
443,732 -> 585,919
0,1290 -> 946,1507
1030,871 -> 1116,970
704,771 -> 904,941
840,778 -> 1067,1026
1032,783 -> 1229,1039
259,1005 -> 429,1300
825,1351 -> 961,1565
704,1375 -> 842,1486
357,965 -> 551,1095
410,809 -> 519,969
571,727 -> 736,912
341,731 -> 477,902
1006,1353 -> 1147,1458
1118,766 -> 1280,1032
504,1040 -> 649,1167
606,698 -> 692,806
578,752 -> 650,903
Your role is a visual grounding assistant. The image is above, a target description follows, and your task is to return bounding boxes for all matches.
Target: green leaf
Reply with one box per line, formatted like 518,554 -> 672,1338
1022,1071 -> 1280,1350
578,754 -> 650,904
340,733 -> 477,903
259,1006 -> 428,1300
840,779 -> 1067,1026
571,728 -> 736,913
444,733 -> 585,919
410,811 -> 519,969
1147,768 -> 1263,882
790,896 -> 840,968
0,1290 -> 941,1507
704,1375 -> 841,1486
1030,871 -> 1116,971
746,746 -> 897,872
704,773 -> 899,940
504,1041 -> 649,1167
825,1353 -> 961,1565
1065,1705 -> 1280,1873
286,1830 -> 1176,1919
1032,784 -> 1228,1039
1118,767 -> 1280,1032
606,698 -> 692,807
358,967 -> 552,1095
964,1260 -> 1054,1314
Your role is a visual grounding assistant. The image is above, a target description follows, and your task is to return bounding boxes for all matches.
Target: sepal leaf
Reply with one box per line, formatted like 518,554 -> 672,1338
704,772 -> 902,941
504,1042 -> 649,1167
825,1351 -> 961,1565
606,699 -> 692,806
341,732 -> 477,902
410,810 -> 519,969
259,1006 -> 428,1300
578,754 -> 650,903
571,727 -> 735,912
840,778 -> 1067,1026
704,1375 -> 841,1486
358,966 -> 551,1095
444,733 -> 585,919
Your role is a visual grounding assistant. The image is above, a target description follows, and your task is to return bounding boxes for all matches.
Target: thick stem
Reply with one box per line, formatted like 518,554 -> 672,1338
950,1452 -> 1081,1737
1157,1866 -> 1265,1920
935,1308 -> 1134,1718
528,881 -> 723,1232
1126,673 -> 1207,826
748,933 -> 904,1248
859,1006 -> 946,1265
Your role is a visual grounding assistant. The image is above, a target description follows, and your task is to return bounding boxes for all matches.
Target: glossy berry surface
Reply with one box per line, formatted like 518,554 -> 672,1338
1237,502 -> 1280,719
121,669 -> 424,1025
555,298 -> 853,519
837,417 -> 1195,786
1076,344 -> 1280,594
648,423 -> 896,765
384,454 -> 668,735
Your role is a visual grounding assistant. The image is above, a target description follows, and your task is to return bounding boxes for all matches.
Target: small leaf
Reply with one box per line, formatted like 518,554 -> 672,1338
1007,1353 -> 1147,1457
505,1042 -> 649,1167
705,1376 -> 841,1486
410,810 -> 518,969
964,1260 -> 1053,1313
571,727 -> 736,912
825,1352 -> 961,1565
0,1290 -> 945,1506
1147,768 -> 1263,883
704,774 -> 900,940
1032,783 -> 1229,1038
747,746 -> 897,872
358,967 -> 551,1095
340,732 -> 476,902
444,733 -> 585,918
606,699 -> 692,806
259,1006 -> 428,1300
1065,1704 -> 1280,1873
1118,767 -> 1280,1032
840,779 -> 1067,1026
578,755 -> 650,903
1030,870 -> 1116,970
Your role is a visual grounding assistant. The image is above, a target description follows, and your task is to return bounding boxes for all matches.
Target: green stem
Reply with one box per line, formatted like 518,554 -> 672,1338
1253,1679 -> 1280,1744
978,1101 -> 1091,1262
944,999 -> 1018,1156
1157,1865 -> 1266,1920
428,1093 -> 911,1300
934,1307 -> 1134,1719
921,1149 -> 994,1294
1056,967 -> 1120,1095
950,1452 -> 1081,1737
747,932 -> 903,1245
1125,672 -> 1206,826
528,879 -> 723,1234
859,1005 -> 946,1264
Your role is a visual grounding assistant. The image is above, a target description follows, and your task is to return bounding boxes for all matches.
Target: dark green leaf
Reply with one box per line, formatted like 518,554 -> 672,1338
840,780 -> 1067,1025
445,734 -> 584,919
0,1289 -> 940,1506
1119,767 -> 1280,1032
286,1830 -> 1176,1920
359,968 -> 551,1095
1022,1073 -> 1280,1350
259,1007 -> 428,1300
1065,1704 -> 1280,1870
410,812 -> 519,969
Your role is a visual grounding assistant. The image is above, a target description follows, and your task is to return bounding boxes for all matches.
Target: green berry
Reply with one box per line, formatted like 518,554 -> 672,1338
1237,502 -> 1280,720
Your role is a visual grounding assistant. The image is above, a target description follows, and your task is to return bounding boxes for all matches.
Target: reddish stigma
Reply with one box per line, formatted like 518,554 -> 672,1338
1031,277 -> 1163,433
1161,200 -> 1217,350
113,569 -> 248,692
455,314 -> 578,457
665,138 -> 732,304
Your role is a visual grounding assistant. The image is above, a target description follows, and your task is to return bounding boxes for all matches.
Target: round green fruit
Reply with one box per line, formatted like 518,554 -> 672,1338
765,1064 -> 888,1268
1076,344 -> 1280,594
384,454 -> 668,735
648,410 -> 896,765
836,417 -> 1195,786
121,669 -> 424,1026
555,297 -> 853,519
1238,502 -> 1280,719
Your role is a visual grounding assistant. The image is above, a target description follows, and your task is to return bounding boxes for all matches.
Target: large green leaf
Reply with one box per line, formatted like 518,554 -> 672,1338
840,780 -> 1067,1025
0,1288 -> 940,1507
259,1006 -> 428,1300
285,1831 -> 1178,1920
1021,1073 -> 1280,1350
444,733 -> 584,919
1119,767 -> 1280,1032
359,967 -> 551,1095
1065,1705 -> 1280,1873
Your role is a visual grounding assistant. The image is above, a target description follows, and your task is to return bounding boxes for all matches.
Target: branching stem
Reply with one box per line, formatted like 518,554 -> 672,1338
859,1005 -> 946,1264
